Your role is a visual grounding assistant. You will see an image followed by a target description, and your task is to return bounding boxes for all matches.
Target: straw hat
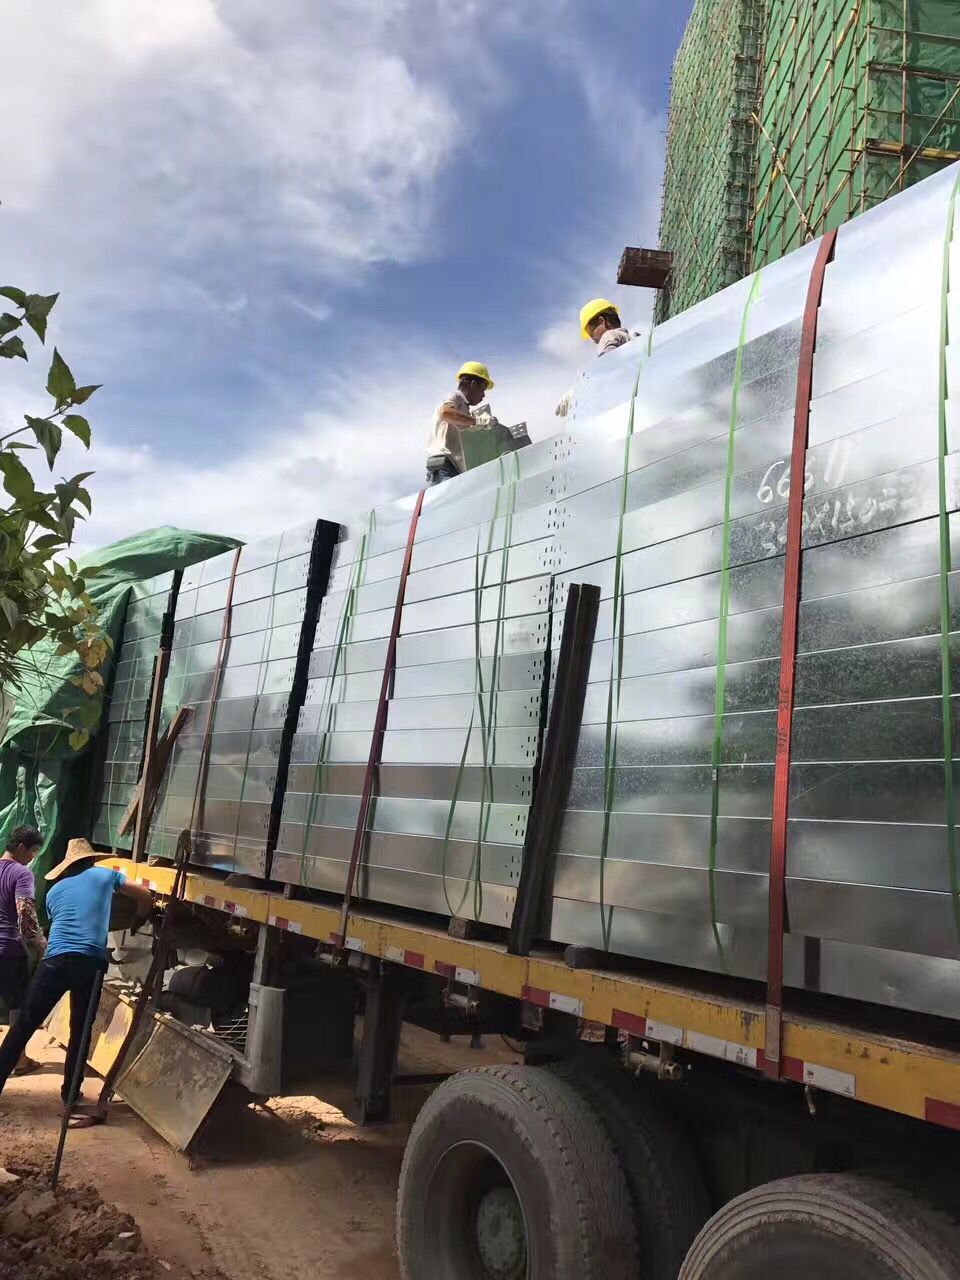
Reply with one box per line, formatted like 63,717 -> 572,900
46,837 -> 100,882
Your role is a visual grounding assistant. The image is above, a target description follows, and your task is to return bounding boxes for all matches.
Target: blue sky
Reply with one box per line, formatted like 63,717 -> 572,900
1,0 -> 692,551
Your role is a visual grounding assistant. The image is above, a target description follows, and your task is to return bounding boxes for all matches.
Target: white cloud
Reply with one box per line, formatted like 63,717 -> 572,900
0,0 -> 472,300
0,2 -> 672,559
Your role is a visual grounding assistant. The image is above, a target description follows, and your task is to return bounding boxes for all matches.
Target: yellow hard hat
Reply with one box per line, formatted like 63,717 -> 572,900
457,361 -> 494,390
580,297 -> 619,340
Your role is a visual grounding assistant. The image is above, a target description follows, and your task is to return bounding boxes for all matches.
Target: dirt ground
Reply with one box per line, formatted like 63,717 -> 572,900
0,1023 -> 517,1280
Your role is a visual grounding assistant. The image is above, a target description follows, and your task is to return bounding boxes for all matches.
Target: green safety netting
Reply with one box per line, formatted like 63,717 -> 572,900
661,0 -> 960,312
0,526 -> 240,920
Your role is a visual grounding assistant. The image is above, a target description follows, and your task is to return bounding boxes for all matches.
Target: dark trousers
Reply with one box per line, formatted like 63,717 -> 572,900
0,953 -> 103,1100
425,457 -> 460,486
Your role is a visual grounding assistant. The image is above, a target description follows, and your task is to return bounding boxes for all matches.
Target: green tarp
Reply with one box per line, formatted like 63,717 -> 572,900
0,526 -> 239,918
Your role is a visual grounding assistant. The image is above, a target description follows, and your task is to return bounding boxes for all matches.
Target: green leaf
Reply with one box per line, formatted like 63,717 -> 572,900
46,348 -> 75,405
0,453 -> 36,504
25,416 -> 62,468
32,534 -> 62,551
23,293 -> 58,342
0,336 -> 26,360
74,486 -> 92,515
62,415 -> 90,447
0,287 -> 27,308
0,313 -> 21,337
78,700 -> 101,728
70,385 -> 100,405
31,510 -> 63,536
68,728 -> 89,752
0,597 -> 19,630
6,442 -> 35,451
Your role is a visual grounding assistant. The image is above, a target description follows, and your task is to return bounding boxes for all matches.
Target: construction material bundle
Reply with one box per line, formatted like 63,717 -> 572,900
273,465 -> 549,925
144,522 -> 334,875
94,162 -> 960,1023
92,572 -> 178,851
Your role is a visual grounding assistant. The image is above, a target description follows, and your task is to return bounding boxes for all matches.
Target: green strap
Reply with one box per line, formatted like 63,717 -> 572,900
440,455 -> 518,919
707,271 -> 764,961
439,523 -> 487,918
299,515 -> 373,885
475,450 -> 521,918
940,173 -> 960,934
597,329 -> 654,950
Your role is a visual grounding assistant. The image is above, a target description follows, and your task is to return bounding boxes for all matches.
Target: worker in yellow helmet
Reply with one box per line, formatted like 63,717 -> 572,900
556,299 -> 638,417
579,298 -> 635,356
425,362 -> 497,486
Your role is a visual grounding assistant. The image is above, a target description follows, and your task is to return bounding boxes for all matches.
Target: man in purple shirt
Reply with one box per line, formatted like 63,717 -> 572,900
0,825 -> 45,1076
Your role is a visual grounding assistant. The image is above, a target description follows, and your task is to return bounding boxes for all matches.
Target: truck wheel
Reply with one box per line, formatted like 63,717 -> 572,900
547,1055 -> 710,1280
679,1174 -> 960,1280
396,1064 -> 637,1280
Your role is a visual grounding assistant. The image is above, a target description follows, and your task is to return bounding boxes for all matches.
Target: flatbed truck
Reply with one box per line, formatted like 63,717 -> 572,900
96,853 -> 960,1280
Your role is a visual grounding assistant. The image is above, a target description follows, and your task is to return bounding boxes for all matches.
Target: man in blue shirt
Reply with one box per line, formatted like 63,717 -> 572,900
0,838 -> 153,1108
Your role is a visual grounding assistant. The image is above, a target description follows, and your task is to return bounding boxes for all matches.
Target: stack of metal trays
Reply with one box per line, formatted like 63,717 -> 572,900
147,522 -> 323,877
102,158 -> 960,1024
273,449 -> 566,925
91,572 -> 179,850
548,161 -> 960,1021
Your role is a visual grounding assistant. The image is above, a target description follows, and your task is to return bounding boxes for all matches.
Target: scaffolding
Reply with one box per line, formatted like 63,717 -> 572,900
656,0 -> 763,321
751,0 -> 960,269
657,0 -> 960,315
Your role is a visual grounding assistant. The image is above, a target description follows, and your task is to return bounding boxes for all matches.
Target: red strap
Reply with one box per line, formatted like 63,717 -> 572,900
764,229 -> 838,1080
335,491 -> 426,948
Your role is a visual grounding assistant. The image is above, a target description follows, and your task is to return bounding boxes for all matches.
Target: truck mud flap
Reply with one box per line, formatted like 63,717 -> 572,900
48,982 -> 238,1152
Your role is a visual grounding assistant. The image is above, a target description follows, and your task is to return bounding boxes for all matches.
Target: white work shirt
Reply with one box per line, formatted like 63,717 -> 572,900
426,389 -> 486,474
596,326 -> 637,357
555,328 -> 642,416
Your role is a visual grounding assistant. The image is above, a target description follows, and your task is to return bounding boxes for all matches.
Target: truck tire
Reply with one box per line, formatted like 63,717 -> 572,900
679,1174 -> 960,1280
396,1063 -> 637,1280
547,1055 -> 710,1280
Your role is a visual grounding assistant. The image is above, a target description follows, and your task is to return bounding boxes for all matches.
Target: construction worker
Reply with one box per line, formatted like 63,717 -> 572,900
426,362 -> 497,485
0,826 -> 45,1077
0,838 -> 154,1112
556,299 -> 638,417
579,297 -> 635,356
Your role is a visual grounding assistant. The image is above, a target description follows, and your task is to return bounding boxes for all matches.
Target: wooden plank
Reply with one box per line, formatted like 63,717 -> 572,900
118,705 -> 192,838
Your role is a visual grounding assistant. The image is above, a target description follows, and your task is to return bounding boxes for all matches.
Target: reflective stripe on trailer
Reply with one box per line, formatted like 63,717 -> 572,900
328,932 -> 365,953
522,985 -> 584,1018
612,1011 -> 856,1098
780,1056 -> 856,1098
611,1010 -> 683,1046
926,1098 -> 960,1129
686,1030 -> 759,1070
384,945 -> 425,968
435,961 -> 480,986
268,915 -> 303,935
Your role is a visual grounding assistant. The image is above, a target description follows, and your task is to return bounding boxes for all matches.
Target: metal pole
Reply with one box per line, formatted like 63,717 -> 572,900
50,966 -> 105,1189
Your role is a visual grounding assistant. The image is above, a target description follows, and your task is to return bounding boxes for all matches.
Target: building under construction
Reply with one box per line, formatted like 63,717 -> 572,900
657,0 -> 960,319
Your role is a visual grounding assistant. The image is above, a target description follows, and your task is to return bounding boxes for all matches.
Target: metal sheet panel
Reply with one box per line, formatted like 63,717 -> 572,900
147,525 -> 323,876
